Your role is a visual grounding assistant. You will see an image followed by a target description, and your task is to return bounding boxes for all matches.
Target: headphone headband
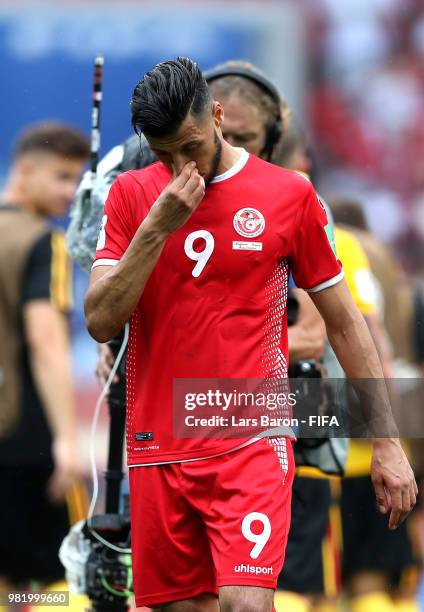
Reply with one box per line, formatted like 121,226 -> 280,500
204,66 -> 281,109
203,65 -> 282,161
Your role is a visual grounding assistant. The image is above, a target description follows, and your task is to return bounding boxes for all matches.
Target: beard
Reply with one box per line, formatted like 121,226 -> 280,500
204,131 -> 223,188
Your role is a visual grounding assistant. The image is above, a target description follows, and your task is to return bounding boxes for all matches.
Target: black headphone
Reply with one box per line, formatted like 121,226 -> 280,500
204,65 -> 283,161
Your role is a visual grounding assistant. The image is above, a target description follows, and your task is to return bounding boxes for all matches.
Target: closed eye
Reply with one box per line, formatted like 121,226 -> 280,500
223,133 -> 257,144
182,142 -> 201,153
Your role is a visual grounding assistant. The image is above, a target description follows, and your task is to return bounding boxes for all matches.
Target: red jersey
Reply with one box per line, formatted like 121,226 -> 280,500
93,150 -> 343,466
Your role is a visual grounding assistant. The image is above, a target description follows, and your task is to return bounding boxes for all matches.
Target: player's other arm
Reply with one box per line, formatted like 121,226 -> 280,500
84,161 -> 205,342
364,312 -> 394,378
309,280 -> 417,529
291,181 -> 416,529
310,279 -> 382,378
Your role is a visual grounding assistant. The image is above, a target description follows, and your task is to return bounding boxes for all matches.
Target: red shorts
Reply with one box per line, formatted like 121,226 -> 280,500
129,437 -> 295,608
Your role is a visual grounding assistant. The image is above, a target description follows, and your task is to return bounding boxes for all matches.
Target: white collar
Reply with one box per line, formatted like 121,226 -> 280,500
210,148 -> 249,184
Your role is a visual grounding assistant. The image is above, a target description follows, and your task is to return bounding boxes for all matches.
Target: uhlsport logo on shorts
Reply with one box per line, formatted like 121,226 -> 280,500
233,208 -> 265,238
234,564 -> 273,575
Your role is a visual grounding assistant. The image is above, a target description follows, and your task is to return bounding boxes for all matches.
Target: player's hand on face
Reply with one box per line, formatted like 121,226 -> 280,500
150,161 -> 205,235
371,438 -> 418,530
95,342 -> 118,389
48,435 -> 84,503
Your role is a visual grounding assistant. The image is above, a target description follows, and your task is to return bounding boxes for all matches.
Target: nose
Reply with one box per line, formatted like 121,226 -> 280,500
172,154 -> 193,177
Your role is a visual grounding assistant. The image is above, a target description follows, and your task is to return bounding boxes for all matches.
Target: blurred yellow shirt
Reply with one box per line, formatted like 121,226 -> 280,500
334,226 -> 378,317
335,226 -> 380,477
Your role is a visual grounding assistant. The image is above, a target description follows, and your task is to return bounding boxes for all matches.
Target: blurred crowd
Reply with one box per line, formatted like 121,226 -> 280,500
301,0 -> 424,274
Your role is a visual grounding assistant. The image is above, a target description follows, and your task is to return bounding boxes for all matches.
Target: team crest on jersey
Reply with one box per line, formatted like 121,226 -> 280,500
233,208 -> 265,238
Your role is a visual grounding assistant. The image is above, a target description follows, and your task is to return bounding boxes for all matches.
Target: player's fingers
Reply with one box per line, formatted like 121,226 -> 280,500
189,182 -> 206,208
95,359 -> 118,387
179,181 -> 205,212
388,488 -> 403,529
182,171 -> 205,197
393,489 -> 411,529
409,482 -> 417,510
172,161 -> 197,188
97,345 -> 118,380
373,477 -> 389,514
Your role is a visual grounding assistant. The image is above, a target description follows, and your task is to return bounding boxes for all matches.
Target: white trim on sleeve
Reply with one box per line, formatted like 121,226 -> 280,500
92,258 -> 119,269
306,269 -> 344,293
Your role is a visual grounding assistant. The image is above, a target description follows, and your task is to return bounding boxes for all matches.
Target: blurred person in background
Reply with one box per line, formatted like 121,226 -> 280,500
331,198 -> 424,379
303,0 -> 424,266
331,198 -> 422,612
0,122 -> 90,591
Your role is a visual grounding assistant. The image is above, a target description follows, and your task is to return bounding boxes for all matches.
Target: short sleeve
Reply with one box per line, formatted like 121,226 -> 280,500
290,183 -> 343,292
93,176 -> 134,268
22,231 -> 73,313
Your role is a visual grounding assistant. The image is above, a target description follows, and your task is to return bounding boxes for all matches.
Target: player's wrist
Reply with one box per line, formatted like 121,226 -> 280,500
372,437 -> 401,451
141,210 -> 171,242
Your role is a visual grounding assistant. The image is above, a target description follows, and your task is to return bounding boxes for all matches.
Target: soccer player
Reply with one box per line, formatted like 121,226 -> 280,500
0,122 -> 90,588
84,58 -> 416,611
71,61 -> 328,612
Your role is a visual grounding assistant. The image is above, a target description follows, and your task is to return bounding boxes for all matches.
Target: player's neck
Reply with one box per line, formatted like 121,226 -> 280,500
216,141 -> 245,176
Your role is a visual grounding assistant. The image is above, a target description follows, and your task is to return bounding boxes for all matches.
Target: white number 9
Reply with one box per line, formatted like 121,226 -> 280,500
242,512 -> 272,559
184,230 -> 214,278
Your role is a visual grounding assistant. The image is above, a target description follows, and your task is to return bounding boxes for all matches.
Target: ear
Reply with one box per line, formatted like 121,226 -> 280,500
212,100 -> 224,129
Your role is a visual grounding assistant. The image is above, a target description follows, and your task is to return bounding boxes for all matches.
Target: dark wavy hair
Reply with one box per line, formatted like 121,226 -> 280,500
131,57 -> 211,138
